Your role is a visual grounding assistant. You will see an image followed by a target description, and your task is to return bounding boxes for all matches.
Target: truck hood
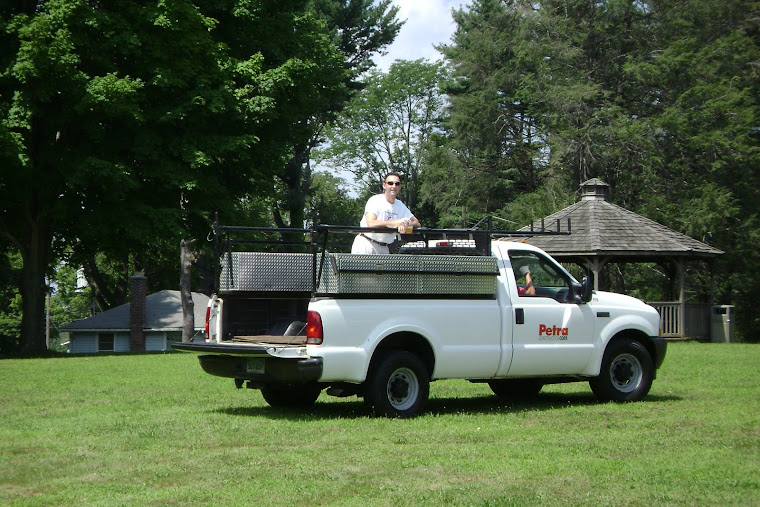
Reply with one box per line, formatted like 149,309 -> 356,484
591,290 -> 655,312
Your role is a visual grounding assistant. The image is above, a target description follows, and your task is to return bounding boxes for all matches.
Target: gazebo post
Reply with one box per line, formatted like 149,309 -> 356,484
677,258 -> 686,338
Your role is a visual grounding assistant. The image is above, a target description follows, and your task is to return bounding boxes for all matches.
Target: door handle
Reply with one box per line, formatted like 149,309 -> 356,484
515,308 -> 525,325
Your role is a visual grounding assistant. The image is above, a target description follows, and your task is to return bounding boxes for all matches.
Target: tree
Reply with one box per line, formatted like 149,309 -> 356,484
430,0 -> 547,224
437,0 -> 760,339
319,59 -> 447,211
0,0 -> 351,352
307,171 -> 362,227
270,0 -> 403,230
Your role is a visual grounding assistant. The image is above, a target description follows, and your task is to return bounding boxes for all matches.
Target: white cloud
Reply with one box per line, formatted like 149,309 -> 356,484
374,0 -> 469,71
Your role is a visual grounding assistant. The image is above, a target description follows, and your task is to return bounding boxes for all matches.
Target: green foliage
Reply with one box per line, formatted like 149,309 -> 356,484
1,343 -> 759,503
435,0 -> 544,216
0,0 -> 368,351
0,253 -> 22,354
267,0 -> 402,230
319,59 -> 447,212
431,0 -> 760,340
307,171 -> 362,226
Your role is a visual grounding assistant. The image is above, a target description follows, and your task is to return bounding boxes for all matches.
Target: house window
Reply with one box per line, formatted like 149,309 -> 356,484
98,333 -> 114,352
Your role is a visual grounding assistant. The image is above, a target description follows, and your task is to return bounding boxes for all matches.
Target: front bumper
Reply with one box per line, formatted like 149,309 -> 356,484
650,336 -> 667,370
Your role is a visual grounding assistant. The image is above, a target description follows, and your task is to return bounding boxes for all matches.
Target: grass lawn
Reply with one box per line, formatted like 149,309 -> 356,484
1,342 -> 758,506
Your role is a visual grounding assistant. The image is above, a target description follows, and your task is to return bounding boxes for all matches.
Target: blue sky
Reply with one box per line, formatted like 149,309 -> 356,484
375,0 -> 470,71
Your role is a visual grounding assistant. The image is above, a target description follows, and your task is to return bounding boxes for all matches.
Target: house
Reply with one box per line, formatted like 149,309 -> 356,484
62,284 -> 209,353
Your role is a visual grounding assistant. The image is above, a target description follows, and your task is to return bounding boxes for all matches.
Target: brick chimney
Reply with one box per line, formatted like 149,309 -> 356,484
129,273 -> 147,352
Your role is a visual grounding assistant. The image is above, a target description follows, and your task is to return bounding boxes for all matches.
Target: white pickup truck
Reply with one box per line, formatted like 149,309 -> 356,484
174,225 -> 666,417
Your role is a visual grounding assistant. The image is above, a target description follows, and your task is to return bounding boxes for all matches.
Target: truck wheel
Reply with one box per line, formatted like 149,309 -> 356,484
366,351 -> 429,418
261,383 -> 322,407
488,379 -> 543,400
590,338 -> 654,402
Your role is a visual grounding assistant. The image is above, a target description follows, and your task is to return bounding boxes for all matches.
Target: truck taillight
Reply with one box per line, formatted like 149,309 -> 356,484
204,303 -> 211,341
306,310 -> 323,345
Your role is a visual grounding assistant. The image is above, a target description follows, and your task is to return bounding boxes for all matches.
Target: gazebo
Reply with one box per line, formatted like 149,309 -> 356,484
521,179 -> 723,339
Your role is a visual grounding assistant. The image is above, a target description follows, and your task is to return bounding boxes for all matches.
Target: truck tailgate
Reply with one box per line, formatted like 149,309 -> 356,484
173,333 -> 307,355
172,342 -> 277,355
172,341 -> 321,383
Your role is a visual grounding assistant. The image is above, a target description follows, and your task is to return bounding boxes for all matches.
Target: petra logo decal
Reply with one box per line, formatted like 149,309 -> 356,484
539,324 -> 568,340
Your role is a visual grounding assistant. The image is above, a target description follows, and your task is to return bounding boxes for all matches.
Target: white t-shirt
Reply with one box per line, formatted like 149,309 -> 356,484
360,193 -> 414,245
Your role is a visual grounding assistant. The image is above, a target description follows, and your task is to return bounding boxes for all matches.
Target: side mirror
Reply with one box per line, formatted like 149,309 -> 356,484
581,275 -> 593,303
572,276 -> 593,304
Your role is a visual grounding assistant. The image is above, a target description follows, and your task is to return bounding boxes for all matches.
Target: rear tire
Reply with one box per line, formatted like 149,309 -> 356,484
261,383 -> 322,407
590,338 -> 654,402
488,379 -> 543,400
365,351 -> 429,418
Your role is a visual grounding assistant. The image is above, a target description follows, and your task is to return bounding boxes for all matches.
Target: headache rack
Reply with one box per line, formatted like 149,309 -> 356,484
213,217 -> 569,299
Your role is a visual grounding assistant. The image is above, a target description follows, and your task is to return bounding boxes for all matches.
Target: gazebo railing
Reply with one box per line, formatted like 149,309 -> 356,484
649,302 -> 712,340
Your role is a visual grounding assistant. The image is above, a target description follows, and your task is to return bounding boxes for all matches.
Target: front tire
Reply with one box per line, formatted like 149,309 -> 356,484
261,383 -> 322,407
365,351 -> 429,418
590,338 -> 654,402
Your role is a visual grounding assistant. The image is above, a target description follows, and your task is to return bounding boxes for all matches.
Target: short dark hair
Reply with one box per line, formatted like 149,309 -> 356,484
384,172 -> 401,182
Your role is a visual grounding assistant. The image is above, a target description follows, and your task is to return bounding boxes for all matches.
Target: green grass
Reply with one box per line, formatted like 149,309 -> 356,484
1,342 -> 759,506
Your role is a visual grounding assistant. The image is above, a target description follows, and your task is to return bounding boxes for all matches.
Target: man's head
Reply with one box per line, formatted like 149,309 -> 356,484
383,172 -> 402,202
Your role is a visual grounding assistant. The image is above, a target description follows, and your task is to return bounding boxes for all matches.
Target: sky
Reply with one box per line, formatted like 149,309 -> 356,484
374,0 -> 470,71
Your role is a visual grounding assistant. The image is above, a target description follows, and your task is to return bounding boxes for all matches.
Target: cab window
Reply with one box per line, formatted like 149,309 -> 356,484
509,251 -> 573,302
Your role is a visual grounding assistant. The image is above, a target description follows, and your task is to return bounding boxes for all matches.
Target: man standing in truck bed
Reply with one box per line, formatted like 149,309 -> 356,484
351,172 -> 421,254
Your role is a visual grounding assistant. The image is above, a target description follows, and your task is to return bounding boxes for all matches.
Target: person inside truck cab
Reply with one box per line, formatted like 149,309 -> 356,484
351,172 -> 420,254
516,265 -> 536,296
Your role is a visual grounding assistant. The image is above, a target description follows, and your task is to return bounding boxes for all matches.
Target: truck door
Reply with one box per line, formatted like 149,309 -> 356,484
503,249 -> 595,376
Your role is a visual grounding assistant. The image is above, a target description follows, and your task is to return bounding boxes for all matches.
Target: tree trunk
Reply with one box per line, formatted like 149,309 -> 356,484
20,219 -> 52,354
180,239 -> 196,342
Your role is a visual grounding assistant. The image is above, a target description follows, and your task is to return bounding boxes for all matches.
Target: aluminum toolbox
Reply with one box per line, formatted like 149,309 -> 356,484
219,252 -> 498,297
317,253 -> 498,296
219,252 -> 314,292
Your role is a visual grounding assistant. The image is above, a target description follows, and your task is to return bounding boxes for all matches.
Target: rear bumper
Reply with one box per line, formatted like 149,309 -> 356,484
197,354 -> 323,384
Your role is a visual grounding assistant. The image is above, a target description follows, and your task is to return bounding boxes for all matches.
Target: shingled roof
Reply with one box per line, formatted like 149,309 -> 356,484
61,290 -> 209,332
521,179 -> 723,260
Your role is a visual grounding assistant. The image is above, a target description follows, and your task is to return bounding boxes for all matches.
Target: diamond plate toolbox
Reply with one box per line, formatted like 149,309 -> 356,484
219,252 -> 314,292
318,253 -> 498,296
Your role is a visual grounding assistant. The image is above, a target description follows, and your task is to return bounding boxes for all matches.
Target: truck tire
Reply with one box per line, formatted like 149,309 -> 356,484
590,338 -> 654,402
365,351 -> 429,418
488,379 -> 543,400
261,383 -> 322,407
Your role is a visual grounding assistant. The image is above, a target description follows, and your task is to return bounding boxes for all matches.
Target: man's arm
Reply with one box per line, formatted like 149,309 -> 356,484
364,212 -> 408,229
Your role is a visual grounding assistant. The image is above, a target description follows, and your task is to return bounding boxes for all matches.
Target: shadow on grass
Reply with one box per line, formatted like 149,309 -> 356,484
213,390 -> 682,420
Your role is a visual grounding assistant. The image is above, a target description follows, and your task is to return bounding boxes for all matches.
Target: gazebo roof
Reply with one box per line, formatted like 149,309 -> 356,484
520,179 -> 723,260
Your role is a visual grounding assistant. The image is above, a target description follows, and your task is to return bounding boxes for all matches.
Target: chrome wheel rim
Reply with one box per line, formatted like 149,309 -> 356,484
610,353 -> 642,393
387,367 -> 419,410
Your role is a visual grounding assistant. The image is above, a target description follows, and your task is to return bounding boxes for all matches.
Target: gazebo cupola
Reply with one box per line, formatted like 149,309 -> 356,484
580,178 -> 610,201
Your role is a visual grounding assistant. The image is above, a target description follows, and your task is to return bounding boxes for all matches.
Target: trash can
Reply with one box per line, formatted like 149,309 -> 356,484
711,305 -> 734,343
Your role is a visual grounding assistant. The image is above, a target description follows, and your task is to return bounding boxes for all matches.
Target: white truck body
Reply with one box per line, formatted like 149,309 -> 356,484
176,237 -> 666,417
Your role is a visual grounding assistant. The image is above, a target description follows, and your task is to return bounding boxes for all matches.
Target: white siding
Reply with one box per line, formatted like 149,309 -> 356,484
114,334 -> 130,352
72,334 -> 97,353
145,333 -> 166,351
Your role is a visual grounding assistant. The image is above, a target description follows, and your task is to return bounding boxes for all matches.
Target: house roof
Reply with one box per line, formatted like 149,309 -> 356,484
520,179 -> 723,260
61,290 -> 210,332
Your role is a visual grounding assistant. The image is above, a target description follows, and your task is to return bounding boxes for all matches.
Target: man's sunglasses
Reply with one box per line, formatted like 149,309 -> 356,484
385,181 -> 402,186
